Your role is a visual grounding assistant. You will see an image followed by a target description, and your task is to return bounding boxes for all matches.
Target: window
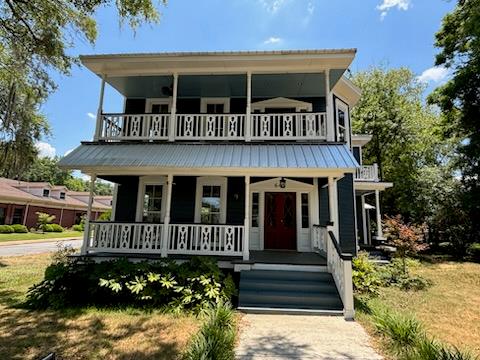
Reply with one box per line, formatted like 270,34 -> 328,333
151,103 -> 169,114
142,185 -> 163,223
301,193 -> 309,228
251,192 -> 259,227
42,189 -> 50,197
200,98 -> 230,114
336,99 -> 350,146
60,192 -> 66,200
195,177 -> 227,224
206,103 -> 224,114
0,207 -> 5,225
145,99 -> 170,114
12,208 -> 23,224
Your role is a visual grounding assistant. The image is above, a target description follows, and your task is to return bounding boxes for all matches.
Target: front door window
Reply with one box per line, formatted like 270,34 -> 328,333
143,185 -> 163,223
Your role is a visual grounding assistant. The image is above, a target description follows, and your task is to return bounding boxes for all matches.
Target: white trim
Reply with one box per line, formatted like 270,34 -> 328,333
145,98 -> 172,113
251,97 -> 312,113
135,176 -> 167,222
200,97 -> 230,113
194,176 -> 228,224
335,98 -> 350,147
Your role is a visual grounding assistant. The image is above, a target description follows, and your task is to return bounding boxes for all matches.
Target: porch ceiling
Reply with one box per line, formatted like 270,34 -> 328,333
59,143 -> 359,176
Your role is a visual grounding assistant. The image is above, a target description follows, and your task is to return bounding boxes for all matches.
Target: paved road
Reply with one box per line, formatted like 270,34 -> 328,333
0,239 -> 82,257
236,313 -> 383,360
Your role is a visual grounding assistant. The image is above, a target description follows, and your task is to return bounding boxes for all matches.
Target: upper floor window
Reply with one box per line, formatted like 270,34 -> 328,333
43,189 -> 50,197
142,184 -> 163,223
335,99 -> 350,146
200,98 -> 230,114
195,177 -> 227,224
145,99 -> 170,114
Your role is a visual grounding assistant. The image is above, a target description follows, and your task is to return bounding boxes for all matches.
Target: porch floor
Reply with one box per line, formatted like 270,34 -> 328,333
250,250 -> 327,266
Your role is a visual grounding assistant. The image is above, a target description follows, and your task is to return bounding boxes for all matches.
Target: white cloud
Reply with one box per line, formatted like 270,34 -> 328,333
377,0 -> 410,20
36,142 -> 56,158
307,1 -> 315,15
258,0 -> 288,14
417,66 -> 449,83
87,112 -> 96,119
263,37 -> 283,45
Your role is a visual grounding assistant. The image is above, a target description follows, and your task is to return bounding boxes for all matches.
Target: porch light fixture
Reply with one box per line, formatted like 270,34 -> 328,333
279,177 -> 286,189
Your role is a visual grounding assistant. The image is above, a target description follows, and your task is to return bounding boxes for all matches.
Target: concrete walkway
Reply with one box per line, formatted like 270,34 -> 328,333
236,314 -> 383,360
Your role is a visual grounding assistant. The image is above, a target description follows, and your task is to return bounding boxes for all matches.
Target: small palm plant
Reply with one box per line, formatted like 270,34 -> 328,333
36,212 -> 55,232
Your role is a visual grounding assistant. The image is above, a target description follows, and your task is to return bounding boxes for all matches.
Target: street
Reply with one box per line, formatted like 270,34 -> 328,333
0,239 -> 82,257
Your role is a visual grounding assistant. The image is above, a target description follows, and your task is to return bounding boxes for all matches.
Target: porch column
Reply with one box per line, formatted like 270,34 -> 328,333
161,174 -> 173,257
327,176 -> 339,239
169,73 -> 179,142
94,75 -> 106,141
22,203 -> 29,226
245,71 -> 252,142
111,184 -> 118,221
375,189 -> 383,239
325,70 -> 335,142
361,194 -> 368,244
81,174 -> 96,255
243,175 -> 250,260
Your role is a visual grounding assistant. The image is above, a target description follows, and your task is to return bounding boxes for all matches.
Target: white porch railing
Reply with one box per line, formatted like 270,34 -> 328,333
355,164 -> 379,181
311,224 -> 328,253
251,112 -> 327,140
99,113 -> 169,141
168,224 -> 244,256
88,222 -> 164,253
175,114 -> 245,140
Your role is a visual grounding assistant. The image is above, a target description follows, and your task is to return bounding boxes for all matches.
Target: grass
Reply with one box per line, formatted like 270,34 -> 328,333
0,230 -> 83,242
356,260 -> 480,359
0,253 -> 199,359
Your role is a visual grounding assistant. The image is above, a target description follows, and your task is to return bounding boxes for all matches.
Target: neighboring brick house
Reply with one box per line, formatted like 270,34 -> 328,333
0,178 -> 112,228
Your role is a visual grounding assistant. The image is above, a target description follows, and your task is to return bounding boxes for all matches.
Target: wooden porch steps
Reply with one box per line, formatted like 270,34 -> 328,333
238,270 -> 343,315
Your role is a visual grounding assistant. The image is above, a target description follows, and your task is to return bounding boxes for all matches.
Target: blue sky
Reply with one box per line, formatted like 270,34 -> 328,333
36,0 -> 455,160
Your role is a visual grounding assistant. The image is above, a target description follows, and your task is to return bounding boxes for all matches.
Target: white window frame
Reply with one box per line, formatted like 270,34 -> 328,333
59,192 -> 66,200
200,97 -> 230,114
145,98 -> 172,114
335,98 -> 350,147
251,97 -> 312,113
194,176 -> 228,224
43,189 -> 50,197
136,176 -> 167,222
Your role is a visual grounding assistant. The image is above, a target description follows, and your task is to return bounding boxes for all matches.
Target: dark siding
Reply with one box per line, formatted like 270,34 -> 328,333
230,98 -> 247,113
124,99 -> 146,114
177,98 -> 201,114
355,195 -> 364,244
226,177 -> 245,225
318,178 -> 330,225
352,147 -> 361,164
111,176 -> 139,222
171,176 -> 196,223
338,174 -> 356,255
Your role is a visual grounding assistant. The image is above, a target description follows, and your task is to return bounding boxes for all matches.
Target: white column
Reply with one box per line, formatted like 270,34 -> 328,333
343,260 -> 355,320
169,73 -> 179,142
327,176 -> 339,239
361,194 -> 368,245
375,189 -> 383,239
245,72 -> 252,141
94,76 -> 106,141
111,184 -> 118,221
243,175 -> 250,260
162,174 -> 174,257
81,174 -> 96,254
325,70 -> 335,142
22,203 -> 29,226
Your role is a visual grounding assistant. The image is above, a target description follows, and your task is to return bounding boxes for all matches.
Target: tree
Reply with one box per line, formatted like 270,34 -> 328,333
429,0 -> 480,245
20,156 -> 71,185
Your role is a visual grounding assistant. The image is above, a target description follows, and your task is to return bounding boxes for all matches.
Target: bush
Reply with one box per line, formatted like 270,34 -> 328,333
50,224 -> 64,232
36,212 -> 55,232
42,224 -> 54,232
11,224 -> 28,233
97,210 -> 111,221
182,302 -> 236,360
406,337 -> 477,360
467,243 -> 480,262
378,258 -> 432,291
0,225 -> 14,233
72,224 -> 84,232
26,255 -> 237,311
352,251 -> 382,296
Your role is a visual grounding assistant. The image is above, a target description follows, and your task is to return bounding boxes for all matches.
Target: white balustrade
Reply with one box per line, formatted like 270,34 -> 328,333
355,164 -> 379,181
100,114 -> 169,141
311,225 -> 327,253
175,114 -> 245,140
168,224 -> 244,256
251,112 -> 327,140
88,222 -> 164,253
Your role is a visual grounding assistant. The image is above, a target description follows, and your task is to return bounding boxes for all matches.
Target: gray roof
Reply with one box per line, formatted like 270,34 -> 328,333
59,143 -> 359,172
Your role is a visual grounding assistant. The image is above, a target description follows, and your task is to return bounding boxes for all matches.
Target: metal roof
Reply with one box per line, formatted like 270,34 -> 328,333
59,143 -> 359,173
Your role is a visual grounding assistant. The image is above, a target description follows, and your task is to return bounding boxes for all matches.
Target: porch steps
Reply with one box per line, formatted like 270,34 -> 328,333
238,270 -> 343,315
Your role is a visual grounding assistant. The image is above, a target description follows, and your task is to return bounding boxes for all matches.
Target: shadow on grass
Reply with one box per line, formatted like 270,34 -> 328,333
354,296 -> 374,315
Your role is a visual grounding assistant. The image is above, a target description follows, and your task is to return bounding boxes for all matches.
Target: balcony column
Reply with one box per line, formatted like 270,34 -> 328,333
245,71 -> 252,141
328,176 -> 339,240
361,194 -> 368,244
243,175 -> 250,260
161,174 -> 173,257
169,73 -> 179,142
81,174 -> 96,254
325,70 -> 335,142
375,189 -> 383,239
94,75 -> 106,141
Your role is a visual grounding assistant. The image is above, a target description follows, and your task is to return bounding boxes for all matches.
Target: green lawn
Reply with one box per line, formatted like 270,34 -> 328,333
0,253 -> 199,360
0,230 -> 83,242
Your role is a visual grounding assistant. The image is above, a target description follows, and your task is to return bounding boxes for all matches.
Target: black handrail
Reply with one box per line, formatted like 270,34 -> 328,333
328,230 -> 353,260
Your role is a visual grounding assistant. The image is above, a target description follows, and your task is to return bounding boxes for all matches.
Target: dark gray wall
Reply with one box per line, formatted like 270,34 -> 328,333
355,195 -> 364,244
171,176 -> 196,223
226,177 -> 245,225
100,176 -> 139,222
337,174 -> 356,255
124,99 -> 146,114
318,178 -> 330,226
352,147 -> 361,164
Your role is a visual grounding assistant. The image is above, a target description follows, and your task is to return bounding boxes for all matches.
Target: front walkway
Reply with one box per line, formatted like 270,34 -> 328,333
236,314 -> 383,360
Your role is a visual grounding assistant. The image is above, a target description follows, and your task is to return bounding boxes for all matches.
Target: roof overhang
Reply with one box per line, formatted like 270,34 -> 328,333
333,76 -> 362,106
59,143 -> 360,178
354,181 -> 394,193
351,134 -> 373,147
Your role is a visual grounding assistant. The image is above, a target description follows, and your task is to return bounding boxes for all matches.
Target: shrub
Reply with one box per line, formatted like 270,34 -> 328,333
0,225 -> 14,233
11,224 -> 28,233
97,210 -> 111,221
406,337 -> 477,360
42,224 -> 54,232
182,302 -> 236,360
50,224 -> 64,232
352,251 -> 382,296
467,243 -> 480,262
36,212 -> 55,232
379,258 -> 432,291
72,224 -> 84,232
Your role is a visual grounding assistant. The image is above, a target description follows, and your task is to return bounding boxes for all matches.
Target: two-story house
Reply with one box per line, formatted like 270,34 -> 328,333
60,49 -> 392,319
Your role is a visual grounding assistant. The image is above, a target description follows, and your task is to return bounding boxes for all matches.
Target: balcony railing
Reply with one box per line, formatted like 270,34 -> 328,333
355,164 -> 379,181
98,112 -> 327,142
87,222 -> 244,257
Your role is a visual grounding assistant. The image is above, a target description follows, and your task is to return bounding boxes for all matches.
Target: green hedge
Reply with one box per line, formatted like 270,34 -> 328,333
72,224 -> 84,232
11,224 -> 28,233
42,224 -> 64,232
0,225 -> 14,233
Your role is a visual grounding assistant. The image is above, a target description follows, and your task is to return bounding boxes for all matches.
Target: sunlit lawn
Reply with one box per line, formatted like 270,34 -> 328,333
0,253 -> 199,359
0,231 -> 83,242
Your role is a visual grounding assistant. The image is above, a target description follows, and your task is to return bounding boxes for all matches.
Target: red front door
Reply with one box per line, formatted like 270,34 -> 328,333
264,192 -> 296,250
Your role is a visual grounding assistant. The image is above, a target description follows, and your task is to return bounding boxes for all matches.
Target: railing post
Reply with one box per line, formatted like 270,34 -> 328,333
245,71 -> 252,142
169,73 -> 178,142
81,174 -> 96,254
162,174 -> 174,257
325,70 -> 335,142
374,163 -> 379,181
243,175 -> 250,260
343,259 -> 355,320
94,75 -> 106,141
